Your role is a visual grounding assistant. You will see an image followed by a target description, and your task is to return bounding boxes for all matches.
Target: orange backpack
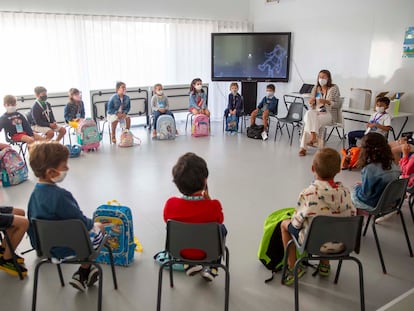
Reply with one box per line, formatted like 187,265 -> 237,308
341,147 -> 360,170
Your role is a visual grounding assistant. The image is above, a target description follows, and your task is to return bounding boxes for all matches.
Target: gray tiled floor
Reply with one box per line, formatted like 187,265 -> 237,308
1,119 -> 414,311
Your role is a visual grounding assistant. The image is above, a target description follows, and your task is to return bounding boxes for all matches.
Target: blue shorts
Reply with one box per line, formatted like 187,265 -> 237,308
288,222 -> 300,240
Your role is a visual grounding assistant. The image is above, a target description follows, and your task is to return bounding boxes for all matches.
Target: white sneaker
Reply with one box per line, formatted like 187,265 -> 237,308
261,131 -> 268,141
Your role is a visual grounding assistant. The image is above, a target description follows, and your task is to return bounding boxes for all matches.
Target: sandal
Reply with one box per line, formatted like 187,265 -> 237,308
298,149 -> 307,156
283,265 -> 307,286
111,137 -> 116,144
307,141 -> 318,148
318,263 -> 331,277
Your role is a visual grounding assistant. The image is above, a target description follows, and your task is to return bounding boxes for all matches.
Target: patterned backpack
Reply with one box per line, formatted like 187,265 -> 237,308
156,115 -> 176,140
77,118 -> 101,151
191,114 -> 209,137
0,147 -> 28,187
118,130 -> 141,147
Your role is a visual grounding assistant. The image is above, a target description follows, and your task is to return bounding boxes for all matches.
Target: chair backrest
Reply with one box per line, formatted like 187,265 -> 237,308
286,102 -> 304,121
302,216 -> 364,256
165,220 -> 224,263
330,97 -> 344,125
32,219 -> 93,260
349,88 -> 372,110
373,178 -> 409,216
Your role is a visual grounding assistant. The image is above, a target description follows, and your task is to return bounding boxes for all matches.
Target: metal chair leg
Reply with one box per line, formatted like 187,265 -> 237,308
362,215 -> 372,236
32,260 -> 48,311
2,231 -> 24,280
106,244 -> 118,289
95,264 -> 103,311
334,259 -> 342,284
399,211 -> 413,257
372,222 -> 387,274
57,264 -> 65,286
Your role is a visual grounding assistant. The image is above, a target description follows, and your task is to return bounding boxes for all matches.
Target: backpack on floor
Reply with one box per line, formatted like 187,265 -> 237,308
157,114 -> 176,140
66,145 -> 81,158
119,130 -> 141,147
247,125 -> 264,139
226,114 -> 238,132
191,114 -> 209,137
0,147 -> 28,187
341,147 -> 360,170
93,200 -> 136,266
258,207 -> 296,282
77,118 -> 101,151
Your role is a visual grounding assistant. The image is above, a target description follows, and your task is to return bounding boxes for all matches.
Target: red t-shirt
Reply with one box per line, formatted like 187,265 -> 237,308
163,197 -> 224,224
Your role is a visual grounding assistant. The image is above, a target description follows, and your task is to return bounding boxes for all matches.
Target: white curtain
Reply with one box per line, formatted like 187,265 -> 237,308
0,12 -> 251,119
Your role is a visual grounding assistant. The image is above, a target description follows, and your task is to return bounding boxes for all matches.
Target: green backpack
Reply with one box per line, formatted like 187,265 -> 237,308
257,207 -> 296,282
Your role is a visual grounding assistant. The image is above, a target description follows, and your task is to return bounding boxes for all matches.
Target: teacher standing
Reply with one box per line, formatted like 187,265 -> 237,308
299,69 -> 340,156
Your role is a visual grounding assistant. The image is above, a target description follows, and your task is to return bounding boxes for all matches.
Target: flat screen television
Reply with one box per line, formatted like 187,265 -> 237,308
211,32 -> 291,82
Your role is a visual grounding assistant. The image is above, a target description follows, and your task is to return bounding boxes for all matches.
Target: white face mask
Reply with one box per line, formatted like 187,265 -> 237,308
266,91 -> 274,97
156,90 -> 163,96
319,78 -> 328,86
376,106 -> 385,113
231,90 -> 238,95
51,170 -> 68,183
5,106 -> 17,113
195,85 -> 202,91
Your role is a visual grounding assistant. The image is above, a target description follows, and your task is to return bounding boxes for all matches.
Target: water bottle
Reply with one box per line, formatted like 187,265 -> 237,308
394,92 -> 400,116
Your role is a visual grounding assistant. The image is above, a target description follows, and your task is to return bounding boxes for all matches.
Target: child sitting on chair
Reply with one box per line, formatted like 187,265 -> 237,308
31,86 -> 67,142
0,95 -> 44,144
188,78 -> 210,117
151,83 -> 177,138
224,82 -> 243,133
107,81 -> 131,143
0,206 -> 29,277
280,148 -> 356,285
250,84 -> 278,141
27,142 -> 105,292
163,152 -> 225,282
347,96 -> 391,148
64,88 -> 85,129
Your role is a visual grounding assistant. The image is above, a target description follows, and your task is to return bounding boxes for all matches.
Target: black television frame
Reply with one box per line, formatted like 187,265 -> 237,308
211,32 -> 292,82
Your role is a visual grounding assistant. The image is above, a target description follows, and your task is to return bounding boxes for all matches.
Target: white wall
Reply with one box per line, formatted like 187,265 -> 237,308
0,0 -> 250,21
250,0 -> 414,131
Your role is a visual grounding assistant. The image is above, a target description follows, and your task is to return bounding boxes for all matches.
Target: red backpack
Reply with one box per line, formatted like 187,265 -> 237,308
341,147 -> 360,170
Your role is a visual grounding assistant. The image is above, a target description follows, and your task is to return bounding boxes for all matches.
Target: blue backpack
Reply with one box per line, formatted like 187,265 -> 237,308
226,114 -> 238,132
156,114 -> 176,140
93,201 -> 136,266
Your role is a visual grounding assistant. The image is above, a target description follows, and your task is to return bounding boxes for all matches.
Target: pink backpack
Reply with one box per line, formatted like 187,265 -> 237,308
119,130 -> 141,147
191,114 -> 209,137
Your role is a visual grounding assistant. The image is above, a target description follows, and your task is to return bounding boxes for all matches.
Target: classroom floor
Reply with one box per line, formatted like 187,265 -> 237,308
1,118 -> 414,311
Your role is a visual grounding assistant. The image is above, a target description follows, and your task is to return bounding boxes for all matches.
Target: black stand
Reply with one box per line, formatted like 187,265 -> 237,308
241,81 -> 258,115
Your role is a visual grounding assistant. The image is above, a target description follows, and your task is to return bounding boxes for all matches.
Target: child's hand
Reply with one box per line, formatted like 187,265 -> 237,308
50,122 -> 57,129
402,143 -> 411,157
367,123 -> 375,128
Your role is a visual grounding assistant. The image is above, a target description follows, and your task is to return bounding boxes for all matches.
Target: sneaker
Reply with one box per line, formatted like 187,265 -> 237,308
318,263 -> 331,277
261,131 -> 268,141
69,271 -> 86,292
86,265 -> 100,287
0,258 -> 27,277
184,264 -> 203,277
200,267 -> 218,282
283,266 -> 306,286
0,248 -> 25,264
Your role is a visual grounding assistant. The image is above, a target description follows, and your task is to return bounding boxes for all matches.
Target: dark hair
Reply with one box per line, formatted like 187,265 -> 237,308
266,84 -> 275,92
172,152 -> 209,195
68,88 -> 80,103
313,148 -> 341,179
116,81 -> 126,91
189,78 -> 204,94
376,96 -> 390,106
34,86 -> 47,95
29,142 -> 69,178
357,132 -> 394,170
316,69 -> 333,88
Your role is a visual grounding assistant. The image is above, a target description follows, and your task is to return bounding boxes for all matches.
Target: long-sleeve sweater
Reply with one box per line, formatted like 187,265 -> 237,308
107,94 -> 131,115
151,94 -> 170,112
291,180 -> 356,243
27,183 -> 93,248
31,100 -> 56,126
0,111 -> 33,136
310,84 -> 341,110
64,101 -> 85,122
400,154 -> 414,188
227,93 -> 243,115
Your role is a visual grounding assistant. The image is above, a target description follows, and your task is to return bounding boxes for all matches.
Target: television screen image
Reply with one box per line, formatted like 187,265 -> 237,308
211,32 -> 291,82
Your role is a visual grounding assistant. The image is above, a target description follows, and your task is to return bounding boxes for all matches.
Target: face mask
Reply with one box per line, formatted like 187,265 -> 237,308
376,106 -> 385,113
40,95 -> 48,102
5,106 -> 16,113
195,85 -> 202,91
319,78 -> 328,86
156,90 -> 163,96
51,170 -> 67,183
232,90 -> 238,95
266,91 -> 274,97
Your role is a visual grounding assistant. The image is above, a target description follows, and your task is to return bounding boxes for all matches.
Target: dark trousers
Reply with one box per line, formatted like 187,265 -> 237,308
348,130 -> 365,147
153,110 -> 175,129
